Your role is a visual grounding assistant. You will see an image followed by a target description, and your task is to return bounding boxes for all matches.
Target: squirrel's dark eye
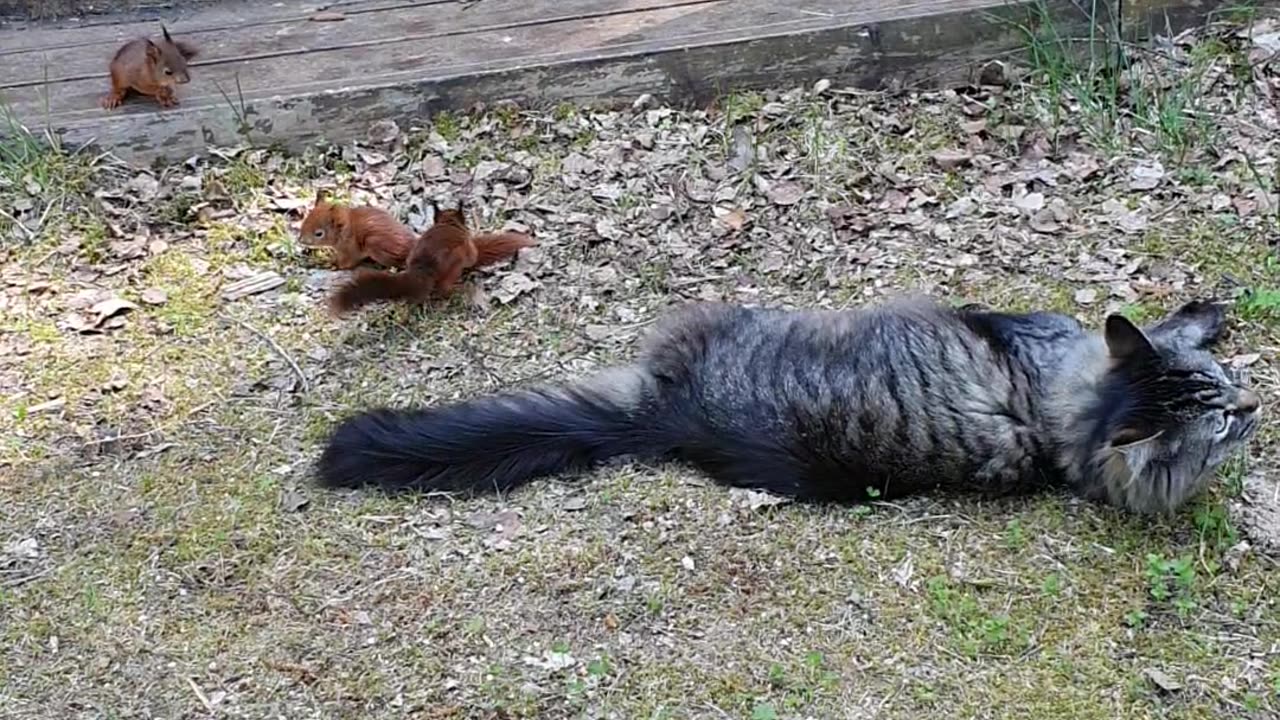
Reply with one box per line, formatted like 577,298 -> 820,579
313,229 -> 324,238
164,68 -> 173,75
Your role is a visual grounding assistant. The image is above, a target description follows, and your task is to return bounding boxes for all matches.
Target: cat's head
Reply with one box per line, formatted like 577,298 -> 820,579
1089,301 -> 1260,513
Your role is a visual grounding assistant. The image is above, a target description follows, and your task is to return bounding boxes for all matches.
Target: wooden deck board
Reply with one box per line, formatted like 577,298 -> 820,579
0,0 -> 1237,163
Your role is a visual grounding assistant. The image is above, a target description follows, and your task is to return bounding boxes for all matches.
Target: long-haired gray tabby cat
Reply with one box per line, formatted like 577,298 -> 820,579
317,298 -> 1260,514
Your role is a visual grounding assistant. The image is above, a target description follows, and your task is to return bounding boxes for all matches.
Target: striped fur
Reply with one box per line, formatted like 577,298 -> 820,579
316,298 -> 1259,514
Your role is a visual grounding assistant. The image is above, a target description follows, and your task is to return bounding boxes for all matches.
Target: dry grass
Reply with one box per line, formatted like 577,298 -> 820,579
3,15 -> 1280,720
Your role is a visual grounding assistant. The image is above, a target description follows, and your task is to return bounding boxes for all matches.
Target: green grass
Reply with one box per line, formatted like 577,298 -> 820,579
1008,0 -> 1219,163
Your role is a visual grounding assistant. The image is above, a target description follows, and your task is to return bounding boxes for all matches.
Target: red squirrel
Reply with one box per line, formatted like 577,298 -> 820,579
329,200 -> 537,315
299,189 -> 418,270
101,25 -> 198,110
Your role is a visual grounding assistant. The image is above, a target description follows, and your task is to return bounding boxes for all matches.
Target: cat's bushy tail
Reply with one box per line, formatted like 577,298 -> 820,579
316,366 -> 661,493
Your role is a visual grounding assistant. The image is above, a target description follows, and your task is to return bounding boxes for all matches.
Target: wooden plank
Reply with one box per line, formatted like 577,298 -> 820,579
0,0 -> 721,82
0,1 -> 317,43
0,0 -> 662,56
0,0 -> 1243,164
0,1 -> 724,118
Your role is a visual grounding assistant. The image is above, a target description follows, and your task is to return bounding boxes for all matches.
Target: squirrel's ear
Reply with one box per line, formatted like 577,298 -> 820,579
161,23 -> 173,43
428,198 -> 439,216
144,39 -> 161,61
315,187 -> 329,204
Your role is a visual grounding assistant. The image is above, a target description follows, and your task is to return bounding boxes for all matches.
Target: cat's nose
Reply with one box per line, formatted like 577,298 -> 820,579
1236,388 -> 1261,413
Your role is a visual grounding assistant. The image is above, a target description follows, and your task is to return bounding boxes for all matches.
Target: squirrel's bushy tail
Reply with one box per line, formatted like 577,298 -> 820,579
316,367 -> 663,494
329,269 -> 434,314
471,232 -> 536,268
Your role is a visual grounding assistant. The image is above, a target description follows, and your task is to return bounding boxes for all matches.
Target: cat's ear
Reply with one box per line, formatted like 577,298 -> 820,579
1147,300 -> 1226,350
1110,425 -> 1163,448
1104,314 -> 1156,361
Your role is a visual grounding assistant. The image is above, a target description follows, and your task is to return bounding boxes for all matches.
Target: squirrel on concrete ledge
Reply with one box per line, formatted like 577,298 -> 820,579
101,25 -> 198,110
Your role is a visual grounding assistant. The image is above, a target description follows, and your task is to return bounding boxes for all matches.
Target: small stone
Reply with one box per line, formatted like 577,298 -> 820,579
1143,668 -> 1182,693
139,288 -> 168,306
932,149 -> 972,170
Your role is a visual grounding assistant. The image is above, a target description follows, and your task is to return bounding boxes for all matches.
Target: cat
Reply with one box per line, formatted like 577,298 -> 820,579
315,297 -> 1260,515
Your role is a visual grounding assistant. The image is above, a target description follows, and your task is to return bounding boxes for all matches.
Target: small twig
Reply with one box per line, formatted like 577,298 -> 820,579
81,429 -> 158,447
2,568 -> 51,588
185,677 -> 216,715
226,314 -> 310,393
454,336 -> 503,385
0,206 -> 33,241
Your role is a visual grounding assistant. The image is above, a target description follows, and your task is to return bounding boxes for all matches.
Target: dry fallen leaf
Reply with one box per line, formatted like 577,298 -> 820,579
2,537 -> 40,559
367,120 -> 400,145
1074,288 -> 1098,306
727,125 -> 755,173
763,179 -> 804,206
493,273 -> 538,304
728,487 -> 790,511
1230,353 -> 1261,368
28,397 -> 66,414
1129,161 -> 1165,191
311,10 -> 346,21
64,297 -> 138,334
931,149 -> 972,170
1143,668 -> 1182,693
1013,192 -> 1046,213
1028,208 -> 1060,233
281,489 -> 310,513
126,173 -> 159,201
714,206 -> 748,232
594,218 -> 623,242
522,649 -> 575,671
91,297 -> 137,322
140,288 -> 168,306
759,254 -> 786,273
269,195 -> 311,212
462,283 -> 491,313
562,153 -> 598,176
891,552 -> 914,588
222,271 -> 285,302
585,324 -> 613,342
422,156 -> 447,178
